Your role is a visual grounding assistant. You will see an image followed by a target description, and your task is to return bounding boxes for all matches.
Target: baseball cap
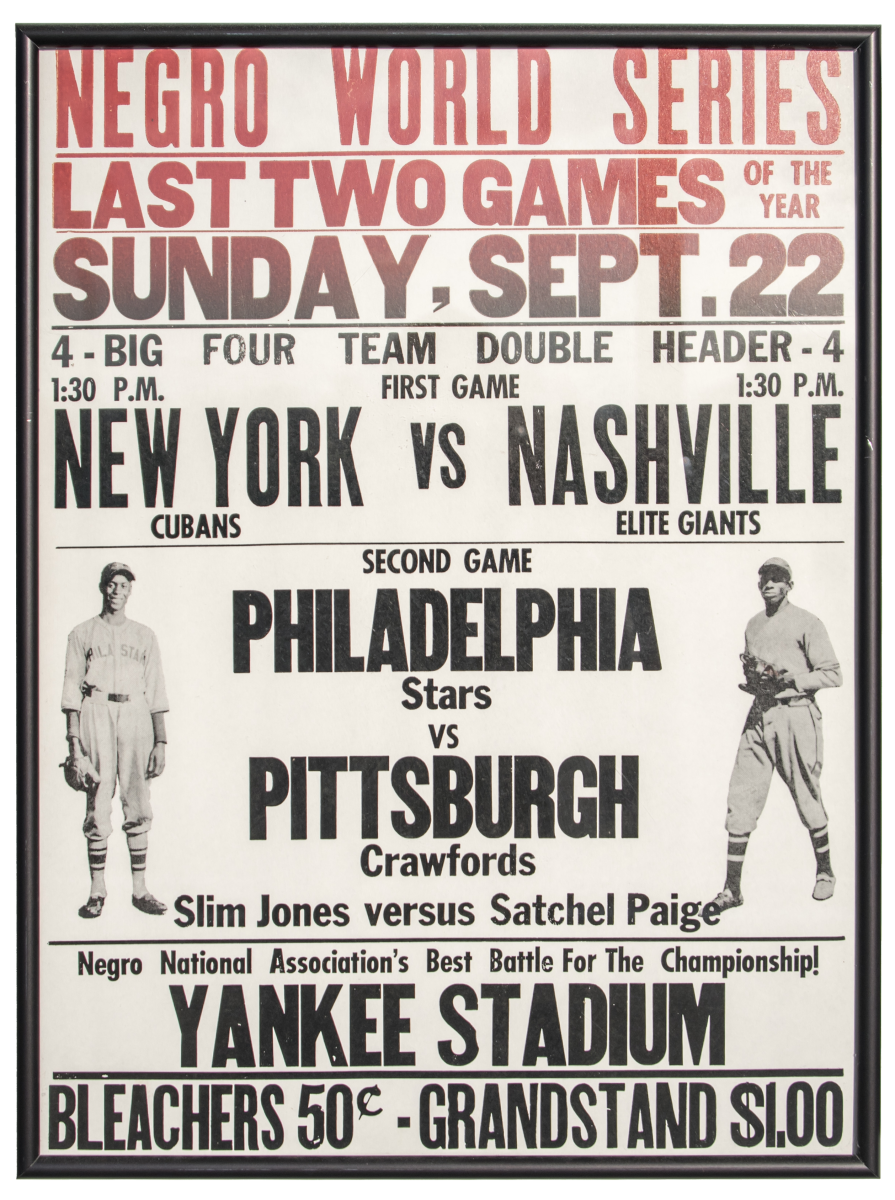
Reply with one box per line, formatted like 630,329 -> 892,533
758,557 -> 792,580
99,562 -> 135,588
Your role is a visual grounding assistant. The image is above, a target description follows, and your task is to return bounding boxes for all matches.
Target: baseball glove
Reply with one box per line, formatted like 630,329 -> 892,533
60,754 -> 101,794
739,653 -> 785,696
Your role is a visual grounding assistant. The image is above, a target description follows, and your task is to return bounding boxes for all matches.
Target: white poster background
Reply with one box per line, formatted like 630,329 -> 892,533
38,46 -> 854,1161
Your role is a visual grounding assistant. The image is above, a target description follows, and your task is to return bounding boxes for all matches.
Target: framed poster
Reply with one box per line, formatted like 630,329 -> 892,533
18,23 -> 880,1177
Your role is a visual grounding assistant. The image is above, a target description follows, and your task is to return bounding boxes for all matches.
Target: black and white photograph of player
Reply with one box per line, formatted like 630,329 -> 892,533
60,563 -> 169,919
708,557 -> 842,915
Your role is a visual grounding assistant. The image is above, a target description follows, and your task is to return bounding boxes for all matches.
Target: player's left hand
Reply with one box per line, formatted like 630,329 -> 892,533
776,670 -> 797,689
146,743 -> 166,779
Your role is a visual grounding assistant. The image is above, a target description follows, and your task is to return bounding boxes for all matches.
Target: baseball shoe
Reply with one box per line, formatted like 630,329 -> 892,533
704,887 -> 743,916
812,873 -> 836,901
78,895 -> 105,919
132,893 -> 167,916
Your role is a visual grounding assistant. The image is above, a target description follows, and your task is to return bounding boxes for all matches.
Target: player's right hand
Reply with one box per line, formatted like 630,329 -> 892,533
74,755 -> 99,789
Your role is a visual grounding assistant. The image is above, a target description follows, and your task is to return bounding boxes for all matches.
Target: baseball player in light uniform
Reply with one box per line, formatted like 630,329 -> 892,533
708,558 -> 842,913
62,563 -> 169,919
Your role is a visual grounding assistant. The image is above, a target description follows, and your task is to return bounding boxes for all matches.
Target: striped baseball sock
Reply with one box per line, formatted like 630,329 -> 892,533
810,825 -> 833,877
726,834 -> 750,895
127,833 -> 149,898
87,841 -> 107,897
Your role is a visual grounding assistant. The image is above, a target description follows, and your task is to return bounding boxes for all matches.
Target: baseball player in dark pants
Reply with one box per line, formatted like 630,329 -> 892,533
708,558 -> 842,914
62,563 -> 169,919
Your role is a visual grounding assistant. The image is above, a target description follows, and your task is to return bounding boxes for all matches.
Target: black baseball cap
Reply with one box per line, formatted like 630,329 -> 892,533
99,562 -> 135,588
758,557 -> 792,580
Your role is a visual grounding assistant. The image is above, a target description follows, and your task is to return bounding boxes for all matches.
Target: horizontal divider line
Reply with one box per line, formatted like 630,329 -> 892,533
50,320 -> 846,329
56,149 -> 848,158
51,227 -> 847,234
54,541 -> 848,550
52,1068 -> 846,1080
50,935 -> 847,946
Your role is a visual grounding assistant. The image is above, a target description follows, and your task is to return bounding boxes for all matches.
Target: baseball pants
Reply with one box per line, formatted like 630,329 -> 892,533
725,700 -> 827,835
79,697 -> 154,843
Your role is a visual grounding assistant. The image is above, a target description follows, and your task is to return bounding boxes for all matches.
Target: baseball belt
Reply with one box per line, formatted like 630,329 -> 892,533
81,683 -> 129,702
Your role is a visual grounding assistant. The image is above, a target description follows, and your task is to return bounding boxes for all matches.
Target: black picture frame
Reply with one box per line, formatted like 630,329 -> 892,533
17,22 -> 880,1178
